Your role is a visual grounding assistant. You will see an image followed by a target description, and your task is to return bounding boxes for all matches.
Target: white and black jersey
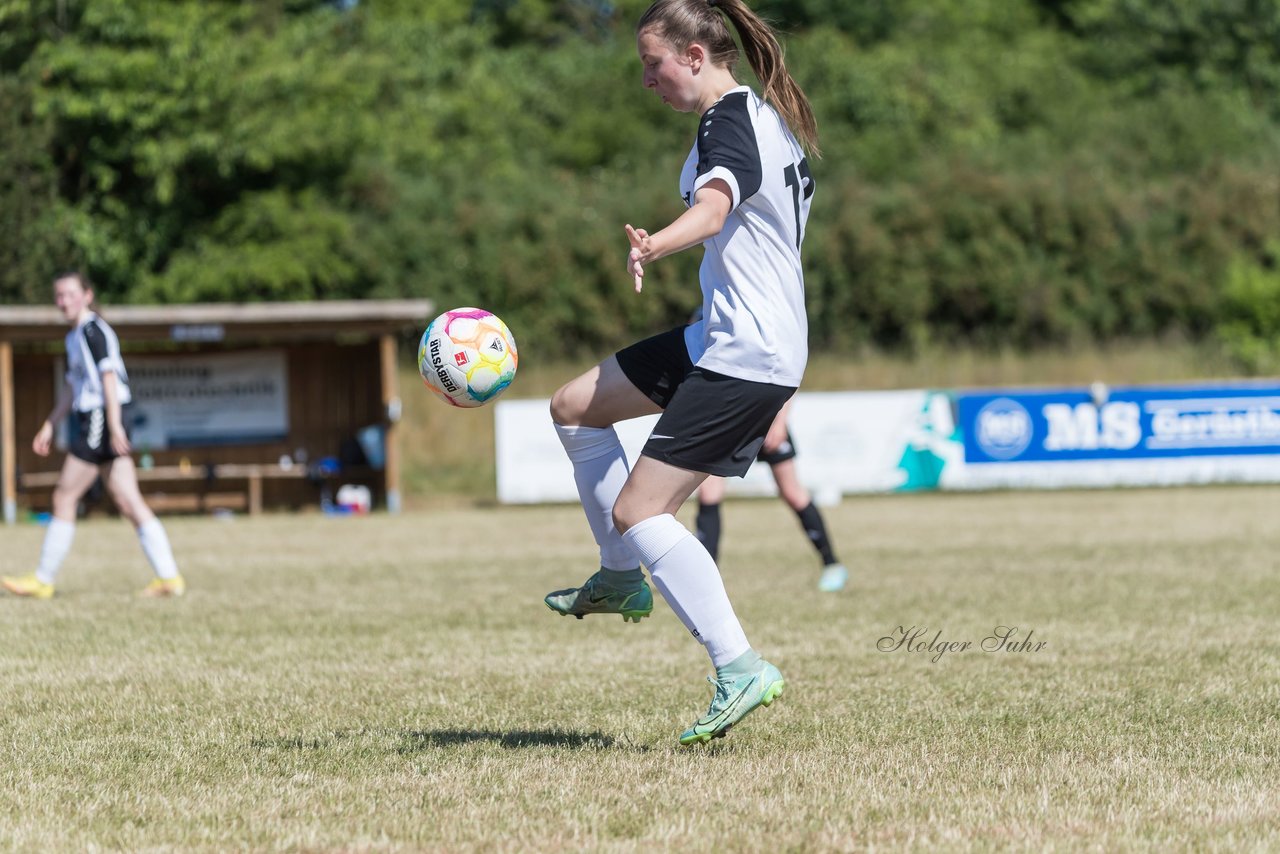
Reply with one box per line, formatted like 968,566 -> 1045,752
679,85 -> 814,388
65,312 -> 132,413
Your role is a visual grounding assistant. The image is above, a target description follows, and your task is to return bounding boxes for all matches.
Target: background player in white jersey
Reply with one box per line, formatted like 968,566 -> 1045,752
695,397 -> 849,592
544,0 -> 819,744
2,272 -> 186,600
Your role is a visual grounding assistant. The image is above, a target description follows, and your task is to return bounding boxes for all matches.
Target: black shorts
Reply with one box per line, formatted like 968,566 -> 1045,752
68,406 -> 132,466
616,327 -> 796,478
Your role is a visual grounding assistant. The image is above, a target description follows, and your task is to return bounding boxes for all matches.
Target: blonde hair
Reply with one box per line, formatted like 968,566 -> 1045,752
637,0 -> 820,158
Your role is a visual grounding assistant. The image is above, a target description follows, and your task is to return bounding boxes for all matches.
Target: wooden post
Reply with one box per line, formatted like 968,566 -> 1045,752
1,341 -> 14,524
379,333 -> 402,514
248,467 -> 263,516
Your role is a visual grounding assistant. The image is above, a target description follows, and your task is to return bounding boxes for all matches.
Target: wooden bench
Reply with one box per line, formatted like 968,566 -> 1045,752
19,462 -> 312,516
143,491 -> 249,514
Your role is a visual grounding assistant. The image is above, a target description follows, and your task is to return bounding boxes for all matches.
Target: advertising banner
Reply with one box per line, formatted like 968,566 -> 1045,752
127,350 -> 290,449
954,381 -> 1280,489
959,383 -> 1280,462
494,390 -> 964,505
496,380 -> 1280,502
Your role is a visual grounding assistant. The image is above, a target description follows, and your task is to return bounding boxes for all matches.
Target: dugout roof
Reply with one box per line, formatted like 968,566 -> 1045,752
0,299 -> 432,343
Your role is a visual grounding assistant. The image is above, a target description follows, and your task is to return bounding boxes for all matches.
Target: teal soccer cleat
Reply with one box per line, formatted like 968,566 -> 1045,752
544,568 -> 653,623
818,563 -> 848,592
679,653 -> 785,745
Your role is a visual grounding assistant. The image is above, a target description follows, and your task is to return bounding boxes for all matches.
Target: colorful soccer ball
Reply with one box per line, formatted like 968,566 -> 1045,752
417,307 -> 518,408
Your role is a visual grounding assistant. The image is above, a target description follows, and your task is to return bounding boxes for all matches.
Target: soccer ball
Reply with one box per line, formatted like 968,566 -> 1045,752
417,307 -> 518,408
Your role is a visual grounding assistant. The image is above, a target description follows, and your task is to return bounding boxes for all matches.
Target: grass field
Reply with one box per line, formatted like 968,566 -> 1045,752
2,486 -> 1278,851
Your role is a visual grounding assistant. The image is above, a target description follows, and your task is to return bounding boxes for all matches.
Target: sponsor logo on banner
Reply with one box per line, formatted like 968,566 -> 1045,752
974,398 -> 1033,460
959,383 -> 1280,463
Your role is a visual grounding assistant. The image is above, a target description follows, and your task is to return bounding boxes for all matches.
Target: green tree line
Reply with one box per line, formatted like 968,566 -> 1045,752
2,0 -> 1279,368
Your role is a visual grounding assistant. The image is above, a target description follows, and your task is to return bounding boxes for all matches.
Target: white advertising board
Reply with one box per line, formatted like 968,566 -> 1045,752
494,390 -> 963,504
127,350 -> 290,449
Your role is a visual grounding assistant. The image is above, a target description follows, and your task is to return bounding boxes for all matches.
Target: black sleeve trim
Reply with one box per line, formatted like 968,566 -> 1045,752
82,320 -> 110,365
695,92 -> 762,204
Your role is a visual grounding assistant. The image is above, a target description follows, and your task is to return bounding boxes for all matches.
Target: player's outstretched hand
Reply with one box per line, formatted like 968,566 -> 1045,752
625,224 -> 650,293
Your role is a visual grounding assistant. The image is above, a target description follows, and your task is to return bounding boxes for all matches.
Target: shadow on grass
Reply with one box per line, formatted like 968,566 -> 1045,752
250,727 -> 651,753
398,728 -> 620,752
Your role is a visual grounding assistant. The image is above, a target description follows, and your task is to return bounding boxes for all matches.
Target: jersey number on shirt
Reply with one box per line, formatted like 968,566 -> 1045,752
783,160 -> 815,249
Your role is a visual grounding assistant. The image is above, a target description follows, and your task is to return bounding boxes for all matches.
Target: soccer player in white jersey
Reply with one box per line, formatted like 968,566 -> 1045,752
3,272 -> 186,600
544,0 -> 819,745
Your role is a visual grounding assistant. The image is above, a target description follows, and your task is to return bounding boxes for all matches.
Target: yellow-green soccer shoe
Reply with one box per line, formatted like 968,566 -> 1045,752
544,568 -> 652,623
140,575 -> 187,598
680,654 -> 785,745
2,573 -> 55,600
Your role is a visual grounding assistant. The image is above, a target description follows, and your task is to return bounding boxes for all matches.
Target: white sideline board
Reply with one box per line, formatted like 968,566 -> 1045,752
494,390 -> 959,504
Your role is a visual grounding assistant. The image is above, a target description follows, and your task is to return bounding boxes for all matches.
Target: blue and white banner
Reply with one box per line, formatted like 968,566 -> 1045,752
952,381 -> 1280,490
959,383 -> 1280,462
493,380 -> 1280,503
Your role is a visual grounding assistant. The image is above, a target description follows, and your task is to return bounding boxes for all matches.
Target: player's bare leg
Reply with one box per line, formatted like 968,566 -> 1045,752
104,457 -> 185,597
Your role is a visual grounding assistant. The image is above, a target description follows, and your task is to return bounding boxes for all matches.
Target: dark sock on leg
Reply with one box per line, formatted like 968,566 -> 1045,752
695,501 -> 722,564
796,502 -> 838,566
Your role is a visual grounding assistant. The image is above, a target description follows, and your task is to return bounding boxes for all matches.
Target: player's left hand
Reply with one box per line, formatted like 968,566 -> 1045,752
110,430 -> 131,457
32,421 -> 54,457
625,224 -> 650,293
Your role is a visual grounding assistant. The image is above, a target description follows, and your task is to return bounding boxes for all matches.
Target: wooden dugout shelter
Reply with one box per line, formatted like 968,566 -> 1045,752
0,299 -> 432,524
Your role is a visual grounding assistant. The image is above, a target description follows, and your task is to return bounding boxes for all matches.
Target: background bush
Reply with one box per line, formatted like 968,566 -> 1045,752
2,0 -> 1279,370
1216,240 -> 1280,374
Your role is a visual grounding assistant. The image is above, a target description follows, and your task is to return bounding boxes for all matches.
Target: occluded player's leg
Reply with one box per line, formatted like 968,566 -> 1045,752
545,356 -> 661,621
694,476 -> 725,563
767,435 -> 847,593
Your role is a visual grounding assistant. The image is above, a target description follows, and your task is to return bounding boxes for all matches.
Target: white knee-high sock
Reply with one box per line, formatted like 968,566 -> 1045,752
622,514 -> 750,667
137,517 -> 180,579
555,423 -> 640,571
35,518 -> 75,586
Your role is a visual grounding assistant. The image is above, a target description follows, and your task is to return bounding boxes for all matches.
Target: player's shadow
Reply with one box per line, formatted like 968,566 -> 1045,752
398,728 -> 623,752
249,727 -> 654,753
